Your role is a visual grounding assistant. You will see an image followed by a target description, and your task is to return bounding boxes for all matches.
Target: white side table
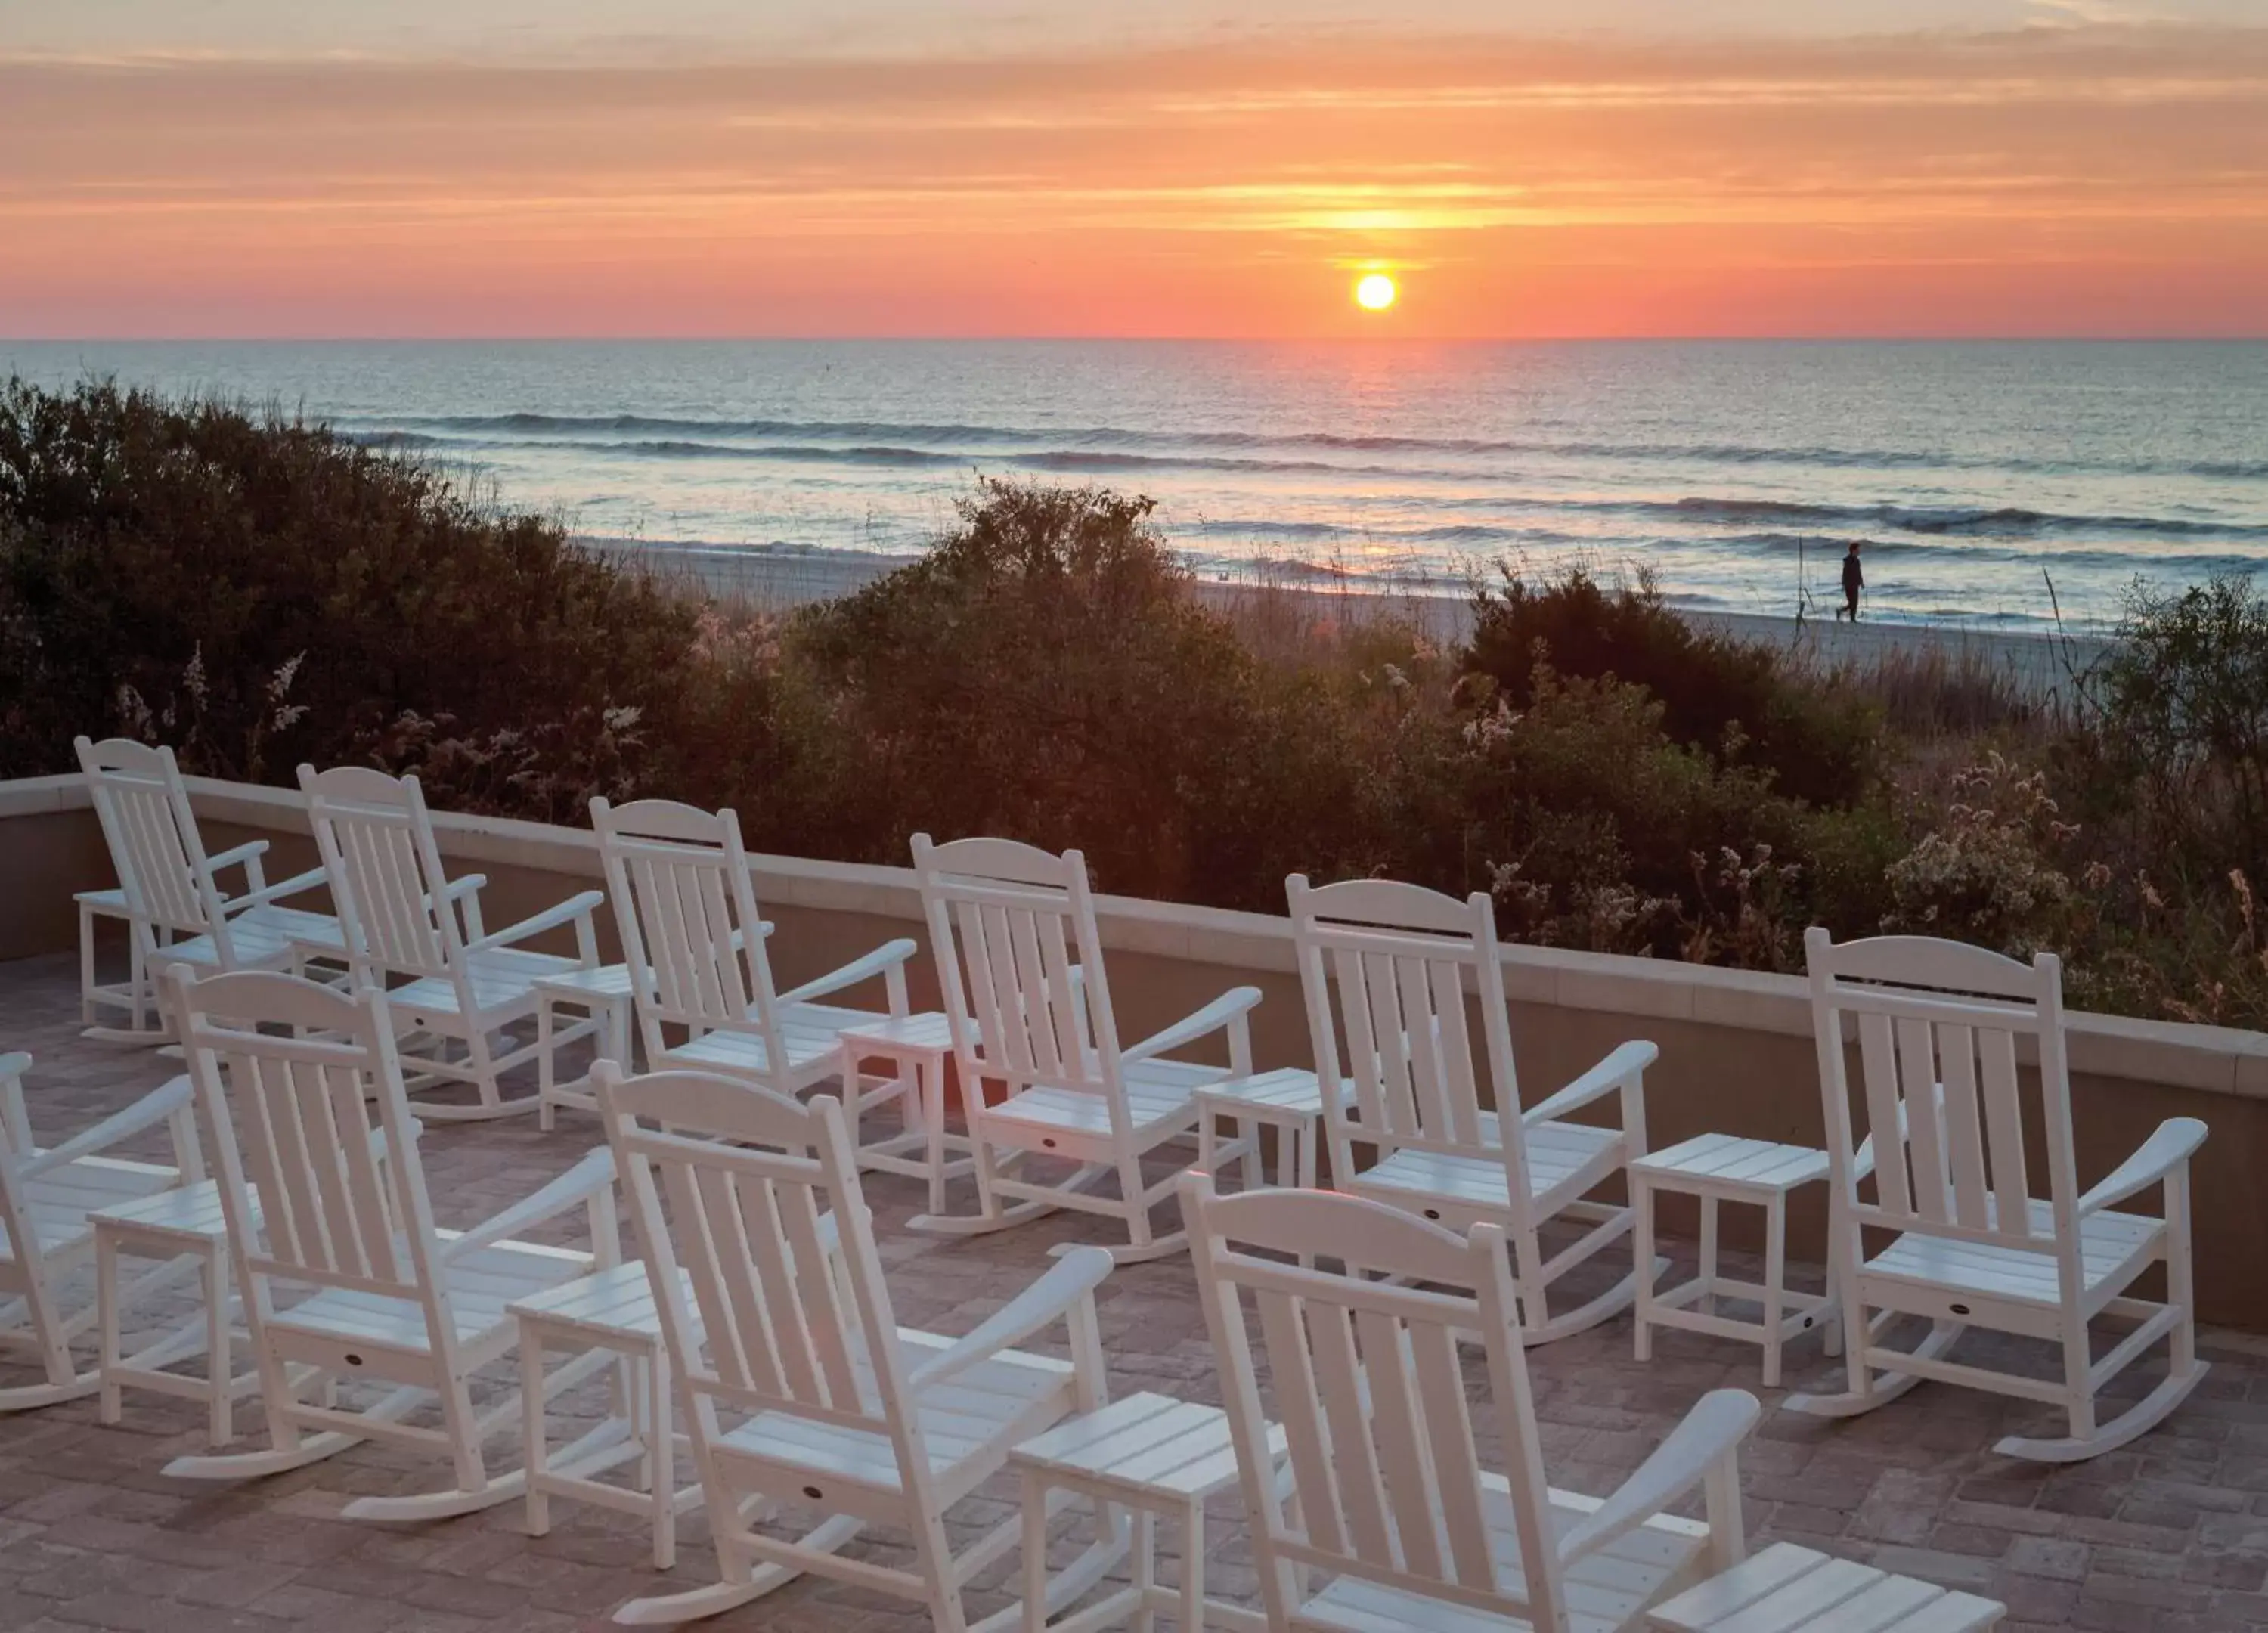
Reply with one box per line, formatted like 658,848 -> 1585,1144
92,1179 -> 257,1446
1632,1133 -> 1838,1387
1649,1542 -> 2004,1631
1012,1392 -> 1284,1633
835,1011 -> 973,1216
1194,1067 -> 1337,1193
533,963 -> 636,1129
513,1261 -> 699,1569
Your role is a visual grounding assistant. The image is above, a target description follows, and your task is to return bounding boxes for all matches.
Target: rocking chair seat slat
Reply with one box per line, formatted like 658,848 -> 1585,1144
1303,1476 -> 1712,1633
1867,1201 -> 2158,1307
2,1156 -> 180,1257
987,1061 -> 1222,1139
1359,1120 -> 1621,1213
268,1235 -> 594,1353
667,1002 -> 882,1077
387,947 -> 591,1021
716,1327 -> 1075,1492
161,905 -> 348,971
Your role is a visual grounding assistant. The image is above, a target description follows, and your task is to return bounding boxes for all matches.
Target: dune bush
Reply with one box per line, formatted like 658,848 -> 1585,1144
0,380 -> 698,786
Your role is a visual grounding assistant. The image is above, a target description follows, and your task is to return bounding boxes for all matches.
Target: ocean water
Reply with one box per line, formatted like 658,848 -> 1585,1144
5,339 -> 2266,628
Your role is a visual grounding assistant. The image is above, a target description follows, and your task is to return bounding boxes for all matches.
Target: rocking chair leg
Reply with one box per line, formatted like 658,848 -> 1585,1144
1117,1154 -> 1154,1258
97,1234 -> 124,1424
204,1250 -> 233,1446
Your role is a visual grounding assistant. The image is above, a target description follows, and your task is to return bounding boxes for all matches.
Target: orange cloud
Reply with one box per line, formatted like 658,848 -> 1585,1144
2,25 -> 2264,336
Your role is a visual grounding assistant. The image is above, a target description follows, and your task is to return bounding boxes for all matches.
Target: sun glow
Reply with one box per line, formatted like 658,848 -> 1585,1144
1354,271 -> 1399,311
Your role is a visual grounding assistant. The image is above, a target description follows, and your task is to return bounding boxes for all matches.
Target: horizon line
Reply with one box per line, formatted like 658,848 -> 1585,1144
8,333 -> 2267,346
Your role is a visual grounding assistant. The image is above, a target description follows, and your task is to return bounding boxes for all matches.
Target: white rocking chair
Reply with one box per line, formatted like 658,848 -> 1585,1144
0,1051 -> 207,1409
158,966 -> 624,1519
588,797 -> 927,1173
300,764 -> 611,1120
593,1061 -> 1125,1629
76,736 -> 342,1041
909,834 -> 1260,1263
1786,928 -> 2209,1462
1288,875 -> 1655,1343
1182,1174 -> 1758,1632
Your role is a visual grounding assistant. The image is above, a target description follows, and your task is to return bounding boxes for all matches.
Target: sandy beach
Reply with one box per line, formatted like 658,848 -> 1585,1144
589,538 -> 2110,699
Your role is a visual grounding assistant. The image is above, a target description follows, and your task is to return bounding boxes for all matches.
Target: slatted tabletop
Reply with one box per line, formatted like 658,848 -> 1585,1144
530,962 -> 637,1000
1633,1133 -> 1830,1195
836,1010 -> 957,1052
1010,1390 -> 1279,1503
1192,1067 -> 1329,1118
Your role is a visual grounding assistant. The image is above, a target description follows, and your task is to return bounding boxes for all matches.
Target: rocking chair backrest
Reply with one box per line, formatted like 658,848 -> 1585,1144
1805,928 -> 2077,1257
1182,1176 -> 1567,1631
78,736 -> 230,949
911,834 -> 1119,1121
164,968 -> 450,1326
588,798 -> 781,1062
1287,876 -> 1532,1203
596,1066 -> 908,1459
299,765 -> 461,985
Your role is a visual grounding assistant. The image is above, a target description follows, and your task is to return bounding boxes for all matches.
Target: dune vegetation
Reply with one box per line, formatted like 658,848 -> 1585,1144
6,379 -> 2267,1026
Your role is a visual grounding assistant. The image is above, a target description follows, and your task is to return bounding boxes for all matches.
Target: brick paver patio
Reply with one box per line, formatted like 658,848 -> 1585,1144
6,949 -> 2268,1631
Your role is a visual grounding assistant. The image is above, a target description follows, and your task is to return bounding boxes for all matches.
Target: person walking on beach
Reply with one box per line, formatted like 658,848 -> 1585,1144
1838,541 -> 1864,621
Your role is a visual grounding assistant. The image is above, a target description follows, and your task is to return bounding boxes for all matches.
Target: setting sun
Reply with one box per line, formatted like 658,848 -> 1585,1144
1354,272 -> 1398,312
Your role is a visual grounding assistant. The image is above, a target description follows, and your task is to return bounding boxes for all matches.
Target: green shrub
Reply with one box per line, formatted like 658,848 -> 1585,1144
785,478 -> 1297,903
2085,574 -> 2268,882
0,380 -> 699,786
1450,665 -> 1815,957
1464,566 -> 1879,807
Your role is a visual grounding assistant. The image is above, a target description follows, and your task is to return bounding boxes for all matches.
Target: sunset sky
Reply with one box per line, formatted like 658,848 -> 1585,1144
3,2 -> 2264,338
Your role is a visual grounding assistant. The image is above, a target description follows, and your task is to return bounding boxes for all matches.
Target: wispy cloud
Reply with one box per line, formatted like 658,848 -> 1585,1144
2,23 -> 2263,335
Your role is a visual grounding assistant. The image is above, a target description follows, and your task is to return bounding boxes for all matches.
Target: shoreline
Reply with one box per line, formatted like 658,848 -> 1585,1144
583,538 -> 2109,697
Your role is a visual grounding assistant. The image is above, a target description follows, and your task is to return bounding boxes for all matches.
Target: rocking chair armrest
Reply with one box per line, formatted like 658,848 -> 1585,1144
19,1075 -> 197,1179
203,838 -> 271,879
225,863 -> 332,913
467,891 -> 606,955
1123,987 -> 1264,1064
442,1147 -> 616,1263
1523,1039 -> 1658,1127
778,938 -> 919,1005
422,873 -> 488,917
1556,1388 -> 1760,1567
2079,1117 -> 2208,1217
907,1246 -> 1115,1395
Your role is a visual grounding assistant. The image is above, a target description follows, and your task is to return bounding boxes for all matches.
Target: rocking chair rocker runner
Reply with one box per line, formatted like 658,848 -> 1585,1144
909,834 -> 1262,1263
1786,928 -> 2208,1462
158,966 -> 624,1518
1287,874 -> 1656,1343
593,1061 -> 1126,1630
